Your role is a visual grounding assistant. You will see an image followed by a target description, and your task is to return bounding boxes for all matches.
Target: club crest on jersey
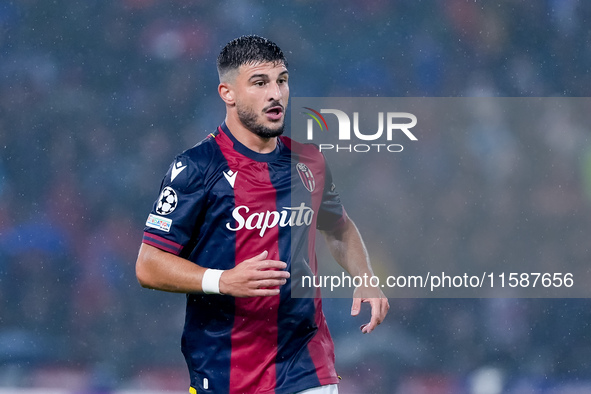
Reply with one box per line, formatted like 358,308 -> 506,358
296,163 -> 315,192
156,187 -> 178,215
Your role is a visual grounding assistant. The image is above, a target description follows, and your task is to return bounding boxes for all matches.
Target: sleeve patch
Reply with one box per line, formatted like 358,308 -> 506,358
146,213 -> 173,232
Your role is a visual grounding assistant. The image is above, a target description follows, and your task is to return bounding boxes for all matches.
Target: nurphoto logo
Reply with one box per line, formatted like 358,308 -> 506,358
301,107 -> 418,153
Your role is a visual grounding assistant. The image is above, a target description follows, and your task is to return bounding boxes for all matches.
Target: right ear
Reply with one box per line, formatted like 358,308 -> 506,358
218,82 -> 235,106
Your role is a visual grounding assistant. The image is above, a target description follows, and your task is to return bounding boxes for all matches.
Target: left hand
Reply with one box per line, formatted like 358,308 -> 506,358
351,286 -> 390,334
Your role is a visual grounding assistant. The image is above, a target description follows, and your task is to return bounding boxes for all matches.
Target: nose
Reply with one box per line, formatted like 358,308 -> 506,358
268,81 -> 282,101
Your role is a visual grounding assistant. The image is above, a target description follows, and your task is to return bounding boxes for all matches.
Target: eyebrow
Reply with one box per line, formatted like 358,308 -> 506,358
248,71 -> 289,81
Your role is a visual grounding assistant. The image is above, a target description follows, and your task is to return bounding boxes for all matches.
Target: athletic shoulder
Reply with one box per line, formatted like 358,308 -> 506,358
182,131 -> 220,164
162,132 -> 221,192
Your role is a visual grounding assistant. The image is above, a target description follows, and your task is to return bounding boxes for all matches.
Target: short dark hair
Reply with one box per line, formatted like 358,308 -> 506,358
217,35 -> 288,81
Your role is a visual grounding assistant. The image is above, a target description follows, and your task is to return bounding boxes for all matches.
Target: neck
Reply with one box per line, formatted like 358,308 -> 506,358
224,113 -> 278,154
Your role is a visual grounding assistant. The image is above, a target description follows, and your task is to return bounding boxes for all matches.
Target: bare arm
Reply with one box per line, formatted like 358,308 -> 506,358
322,215 -> 389,333
136,243 -> 290,297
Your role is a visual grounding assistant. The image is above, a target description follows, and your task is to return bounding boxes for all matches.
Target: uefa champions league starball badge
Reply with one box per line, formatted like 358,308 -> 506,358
156,187 -> 178,215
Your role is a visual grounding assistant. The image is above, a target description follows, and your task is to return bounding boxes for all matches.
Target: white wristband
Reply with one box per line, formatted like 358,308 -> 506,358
202,268 -> 224,295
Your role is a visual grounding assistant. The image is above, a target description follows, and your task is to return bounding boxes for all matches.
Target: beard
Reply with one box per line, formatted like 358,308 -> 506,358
236,101 -> 285,139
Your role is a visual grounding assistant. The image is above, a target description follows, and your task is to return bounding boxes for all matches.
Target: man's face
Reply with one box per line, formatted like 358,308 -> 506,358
232,61 -> 289,139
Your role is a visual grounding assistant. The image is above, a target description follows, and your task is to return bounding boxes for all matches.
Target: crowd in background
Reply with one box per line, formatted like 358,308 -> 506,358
1,1 -> 591,392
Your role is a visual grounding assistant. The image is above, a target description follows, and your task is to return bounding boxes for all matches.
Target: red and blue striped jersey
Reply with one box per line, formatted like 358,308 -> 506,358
142,123 -> 346,394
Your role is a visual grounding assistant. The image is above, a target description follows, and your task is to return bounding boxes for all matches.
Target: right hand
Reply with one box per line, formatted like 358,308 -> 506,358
218,251 -> 290,297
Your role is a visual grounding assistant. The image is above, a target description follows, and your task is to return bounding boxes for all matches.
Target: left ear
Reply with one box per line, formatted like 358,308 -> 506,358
218,82 -> 235,106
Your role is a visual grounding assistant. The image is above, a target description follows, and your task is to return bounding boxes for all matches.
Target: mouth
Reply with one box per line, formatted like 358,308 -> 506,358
265,105 -> 284,121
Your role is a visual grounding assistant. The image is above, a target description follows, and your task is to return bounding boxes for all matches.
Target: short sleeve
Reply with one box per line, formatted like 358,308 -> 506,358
142,154 -> 206,255
316,157 -> 347,231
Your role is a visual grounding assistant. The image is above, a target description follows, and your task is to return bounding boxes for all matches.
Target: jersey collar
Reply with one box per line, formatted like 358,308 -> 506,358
219,122 -> 283,163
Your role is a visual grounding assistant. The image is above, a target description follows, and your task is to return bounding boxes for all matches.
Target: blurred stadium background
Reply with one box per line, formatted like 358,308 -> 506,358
1,1 -> 591,393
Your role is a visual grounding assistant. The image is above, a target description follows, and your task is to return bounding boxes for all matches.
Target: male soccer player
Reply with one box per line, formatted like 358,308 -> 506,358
136,35 -> 389,394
